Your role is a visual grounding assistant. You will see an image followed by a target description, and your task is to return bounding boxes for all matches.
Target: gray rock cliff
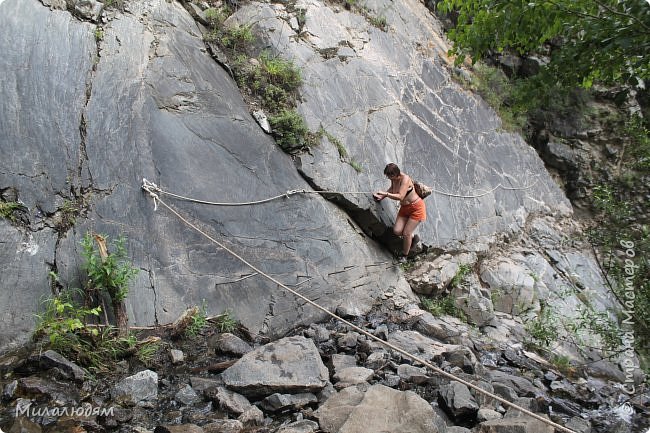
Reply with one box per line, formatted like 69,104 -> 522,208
0,0 -> 569,353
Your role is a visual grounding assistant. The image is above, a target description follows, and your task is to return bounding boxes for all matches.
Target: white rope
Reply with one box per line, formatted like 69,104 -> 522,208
140,182 -> 577,433
141,178 -> 540,207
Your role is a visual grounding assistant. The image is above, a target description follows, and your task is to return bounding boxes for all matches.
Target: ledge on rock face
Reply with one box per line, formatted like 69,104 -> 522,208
220,336 -> 329,398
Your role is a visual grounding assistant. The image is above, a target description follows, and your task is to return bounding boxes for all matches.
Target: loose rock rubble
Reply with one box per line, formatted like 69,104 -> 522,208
1,290 -> 647,433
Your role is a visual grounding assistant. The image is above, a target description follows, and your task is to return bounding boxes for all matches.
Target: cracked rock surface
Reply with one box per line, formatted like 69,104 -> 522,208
0,0 -> 409,351
0,0 -> 572,354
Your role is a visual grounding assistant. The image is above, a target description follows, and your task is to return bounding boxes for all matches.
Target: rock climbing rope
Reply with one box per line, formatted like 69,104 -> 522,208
141,178 -> 576,433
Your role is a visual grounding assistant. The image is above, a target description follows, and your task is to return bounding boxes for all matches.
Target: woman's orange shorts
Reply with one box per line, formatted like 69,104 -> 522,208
398,198 -> 427,221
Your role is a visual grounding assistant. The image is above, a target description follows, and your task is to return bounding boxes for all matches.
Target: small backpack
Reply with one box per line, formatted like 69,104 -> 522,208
414,181 -> 432,199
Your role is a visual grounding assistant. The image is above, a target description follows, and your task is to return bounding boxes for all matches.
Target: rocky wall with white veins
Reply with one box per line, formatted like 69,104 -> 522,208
228,0 -> 571,253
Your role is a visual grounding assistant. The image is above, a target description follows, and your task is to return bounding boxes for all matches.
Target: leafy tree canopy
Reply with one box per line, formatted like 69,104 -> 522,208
437,0 -> 650,87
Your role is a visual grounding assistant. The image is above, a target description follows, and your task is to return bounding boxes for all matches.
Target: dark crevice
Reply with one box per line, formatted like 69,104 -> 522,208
295,163 -> 405,256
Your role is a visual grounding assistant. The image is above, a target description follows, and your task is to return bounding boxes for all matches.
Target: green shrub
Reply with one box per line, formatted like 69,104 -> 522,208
450,263 -> 471,288
524,302 -> 557,349
185,302 -> 208,338
215,310 -> 237,333
81,233 -> 138,303
94,28 -> 104,42
421,295 -> 466,320
220,25 -> 254,52
0,201 -> 22,222
269,109 -> 310,152
35,290 -> 102,350
204,6 -> 231,26
369,15 -> 387,30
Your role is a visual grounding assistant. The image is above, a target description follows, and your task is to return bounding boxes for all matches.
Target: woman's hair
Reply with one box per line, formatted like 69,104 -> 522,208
383,163 -> 401,177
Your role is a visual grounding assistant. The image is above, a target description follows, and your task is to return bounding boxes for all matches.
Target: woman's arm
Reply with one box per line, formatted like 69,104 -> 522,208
376,175 -> 410,201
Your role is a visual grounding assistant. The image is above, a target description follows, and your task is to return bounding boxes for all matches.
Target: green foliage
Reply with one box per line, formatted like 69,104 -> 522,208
349,160 -> 363,173
455,62 -> 593,135
94,28 -> 104,42
592,184 -> 631,225
437,0 -> 650,87
551,355 -> 575,376
566,307 -> 622,353
260,52 -> 302,91
624,114 -> 650,172
0,201 -> 22,222
35,290 -> 101,350
525,302 -> 558,349
219,25 -> 254,52
369,15 -> 387,31
57,199 -> 80,232
269,109 -> 311,152
136,340 -> 161,366
215,310 -> 237,333
185,302 -> 208,338
81,233 -> 138,303
318,127 -> 363,172
204,6 -> 231,27
450,263 -> 472,288
200,6 -> 314,156
421,295 -> 466,321
244,52 -> 302,113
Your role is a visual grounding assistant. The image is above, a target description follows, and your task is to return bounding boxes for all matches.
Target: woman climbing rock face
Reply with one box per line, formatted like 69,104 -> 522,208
373,163 -> 426,262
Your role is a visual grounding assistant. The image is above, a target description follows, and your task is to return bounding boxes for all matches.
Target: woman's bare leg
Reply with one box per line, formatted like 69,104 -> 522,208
401,219 -> 421,255
393,215 -> 408,237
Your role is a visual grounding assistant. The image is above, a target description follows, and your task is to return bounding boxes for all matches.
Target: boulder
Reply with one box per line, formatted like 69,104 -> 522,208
451,273 -> 495,327
387,330 -> 464,362
210,333 -> 252,357
16,377 -> 79,406
221,336 -> 329,398
111,370 -> 158,406
237,405 -> 264,426
154,425 -> 204,433
407,254 -> 458,295
481,259 -> 539,315
489,371 -> 541,398
315,384 -> 446,433
27,350 -> 85,382
333,367 -> 375,388
202,420 -> 243,433
438,381 -> 479,420
259,393 -> 318,412
175,384 -> 201,406
397,364 -> 430,385
205,387 -> 252,415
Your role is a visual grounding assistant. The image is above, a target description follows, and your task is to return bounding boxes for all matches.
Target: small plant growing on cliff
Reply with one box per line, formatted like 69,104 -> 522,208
421,295 -> 466,320
450,264 -> 471,288
185,302 -> 208,338
0,201 -> 22,222
94,28 -> 104,42
215,310 -> 237,333
369,15 -> 387,31
81,232 -> 138,335
204,6 -> 231,27
35,289 -> 102,350
524,302 -> 557,349
219,25 -> 254,52
269,109 -> 311,152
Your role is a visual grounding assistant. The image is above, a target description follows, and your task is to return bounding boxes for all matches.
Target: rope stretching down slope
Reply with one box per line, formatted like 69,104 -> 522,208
141,179 -> 575,433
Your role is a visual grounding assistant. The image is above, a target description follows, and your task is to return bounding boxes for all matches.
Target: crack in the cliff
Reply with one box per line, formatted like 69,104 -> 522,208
146,266 -> 159,326
295,164 -> 403,255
